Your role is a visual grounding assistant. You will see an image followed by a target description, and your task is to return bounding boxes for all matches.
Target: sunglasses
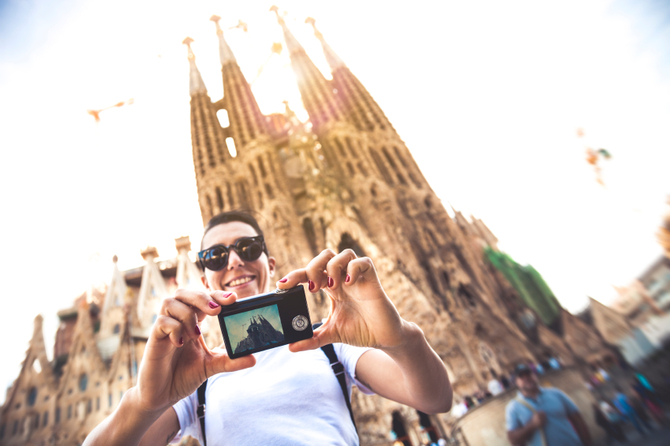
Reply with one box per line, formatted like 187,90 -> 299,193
197,235 -> 267,271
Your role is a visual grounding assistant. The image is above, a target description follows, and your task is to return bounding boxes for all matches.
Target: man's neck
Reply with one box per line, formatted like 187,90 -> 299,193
520,387 -> 540,399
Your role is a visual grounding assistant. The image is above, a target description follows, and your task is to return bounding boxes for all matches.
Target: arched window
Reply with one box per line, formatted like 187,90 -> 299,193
215,187 -> 224,212
458,284 -> 476,307
113,324 -> 121,334
226,182 -> 235,209
302,218 -> 319,256
370,149 -> 393,185
27,387 -> 37,407
345,137 -> 359,158
206,195 -> 213,219
249,163 -> 259,186
334,138 -> 347,157
79,374 -> 88,392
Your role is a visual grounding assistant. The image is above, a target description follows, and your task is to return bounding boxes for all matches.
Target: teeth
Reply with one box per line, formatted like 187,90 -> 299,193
229,277 -> 252,287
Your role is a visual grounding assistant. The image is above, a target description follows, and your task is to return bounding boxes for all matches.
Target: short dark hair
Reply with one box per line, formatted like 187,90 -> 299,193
201,210 -> 269,256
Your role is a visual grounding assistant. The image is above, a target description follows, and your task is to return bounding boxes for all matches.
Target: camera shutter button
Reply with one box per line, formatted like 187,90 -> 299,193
292,315 -> 308,331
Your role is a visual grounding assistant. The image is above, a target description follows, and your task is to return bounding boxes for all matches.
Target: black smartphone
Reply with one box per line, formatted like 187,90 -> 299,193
217,285 -> 313,359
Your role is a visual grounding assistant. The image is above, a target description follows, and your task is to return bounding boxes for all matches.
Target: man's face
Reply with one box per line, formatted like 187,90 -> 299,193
201,221 -> 275,299
515,370 -> 539,394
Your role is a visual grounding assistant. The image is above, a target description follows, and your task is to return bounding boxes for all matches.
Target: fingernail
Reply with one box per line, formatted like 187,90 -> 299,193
279,277 -> 288,283
222,292 -> 233,298
195,325 -> 201,336
327,276 -> 334,288
345,274 -> 351,283
308,280 -> 315,292
208,301 -> 220,309
179,337 -> 184,345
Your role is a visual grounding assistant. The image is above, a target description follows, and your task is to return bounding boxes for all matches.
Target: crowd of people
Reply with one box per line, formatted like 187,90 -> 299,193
591,373 -> 666,444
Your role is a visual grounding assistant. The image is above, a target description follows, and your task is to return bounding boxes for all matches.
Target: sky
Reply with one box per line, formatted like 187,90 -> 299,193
0,0 -> 669,403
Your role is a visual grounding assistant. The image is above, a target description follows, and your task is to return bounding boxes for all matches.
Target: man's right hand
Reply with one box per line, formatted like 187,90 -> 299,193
136,289 -> 256,413
530,411 -> 547,430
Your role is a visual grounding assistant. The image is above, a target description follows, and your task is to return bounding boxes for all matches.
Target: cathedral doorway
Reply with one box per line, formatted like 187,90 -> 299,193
416,410 -> 440,444
391,410 -> 414,446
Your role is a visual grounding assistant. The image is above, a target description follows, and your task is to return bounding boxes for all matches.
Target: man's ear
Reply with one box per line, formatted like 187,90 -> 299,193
201,274 -> 210,290
268,256 -> 276,278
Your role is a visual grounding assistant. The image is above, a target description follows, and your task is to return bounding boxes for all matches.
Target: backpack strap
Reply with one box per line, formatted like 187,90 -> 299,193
313,322 -> 358,434
514,395 -> 546,446
197,379 -> 208,446
196,324 -> 358,446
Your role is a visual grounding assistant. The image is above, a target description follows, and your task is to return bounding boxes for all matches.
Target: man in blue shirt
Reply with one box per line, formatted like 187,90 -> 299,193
506,364 -> 591,446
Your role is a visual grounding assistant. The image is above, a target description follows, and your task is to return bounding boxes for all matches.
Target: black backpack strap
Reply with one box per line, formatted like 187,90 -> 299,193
197,379 -> 208,446
195,325 -> 357,446
314,322 -> 358,434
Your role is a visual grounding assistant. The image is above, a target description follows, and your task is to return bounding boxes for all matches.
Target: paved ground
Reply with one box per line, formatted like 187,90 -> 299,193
598,416 -> 670,446
618,423 -> 670,446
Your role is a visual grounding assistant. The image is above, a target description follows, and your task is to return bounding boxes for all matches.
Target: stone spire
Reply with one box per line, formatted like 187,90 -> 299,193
269,6 -> 343,131
175,236 -> 205,290
210,15 -> 268,149
303,18 -> 393,133
210,15 -> 237,65
269,6 -> 305,55
184,36 -> 230,181
102,255 -> 127,313
182,37 -> 207,96
98,255 -> 129,359
136,247 -> 168,333
304,17 -> 345,70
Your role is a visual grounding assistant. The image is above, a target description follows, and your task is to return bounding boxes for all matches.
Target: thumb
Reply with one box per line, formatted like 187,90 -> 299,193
288,326 -> 336,353
207,347 -> 256,375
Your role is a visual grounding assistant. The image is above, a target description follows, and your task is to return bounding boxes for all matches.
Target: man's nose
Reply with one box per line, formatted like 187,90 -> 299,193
227,249 -> 244,269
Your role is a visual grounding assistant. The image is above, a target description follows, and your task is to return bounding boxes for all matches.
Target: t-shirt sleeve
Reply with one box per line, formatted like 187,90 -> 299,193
555,389 -> 580,414
169,391 -> 202,444
334,343 -> 375,395
505,401 -> 522,431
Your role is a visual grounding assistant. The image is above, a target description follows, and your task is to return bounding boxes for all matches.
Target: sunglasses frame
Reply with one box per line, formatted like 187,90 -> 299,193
197,235 -> 266,271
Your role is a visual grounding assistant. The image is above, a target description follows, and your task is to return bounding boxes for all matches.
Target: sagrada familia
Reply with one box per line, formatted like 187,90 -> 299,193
0,8 -> 617,446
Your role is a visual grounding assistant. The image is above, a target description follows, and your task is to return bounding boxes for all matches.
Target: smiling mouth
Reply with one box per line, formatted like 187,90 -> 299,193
226,276 -> 255,287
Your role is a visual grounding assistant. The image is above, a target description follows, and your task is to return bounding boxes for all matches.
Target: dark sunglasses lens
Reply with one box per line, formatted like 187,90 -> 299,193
237,238 -> 263,262
205,246 -> 229,271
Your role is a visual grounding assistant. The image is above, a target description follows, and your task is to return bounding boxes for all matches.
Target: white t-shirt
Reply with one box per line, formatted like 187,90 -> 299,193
171,344 -> 373,446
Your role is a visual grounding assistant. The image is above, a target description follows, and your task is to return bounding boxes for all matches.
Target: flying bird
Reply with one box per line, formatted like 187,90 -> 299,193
87,98 -> 134,123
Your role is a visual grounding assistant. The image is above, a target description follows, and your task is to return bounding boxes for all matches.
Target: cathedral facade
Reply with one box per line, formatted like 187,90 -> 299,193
0,10 -> 615,446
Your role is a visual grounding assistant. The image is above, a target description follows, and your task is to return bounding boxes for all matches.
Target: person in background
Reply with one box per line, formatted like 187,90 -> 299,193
593,401 -> 626,444
612,387 -> 652,436
631,379 -> 665,424
506,364 -> 591,446
488,376 -> 504,396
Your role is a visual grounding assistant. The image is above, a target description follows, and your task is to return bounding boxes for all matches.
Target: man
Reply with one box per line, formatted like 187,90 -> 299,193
506,364 -> 591,446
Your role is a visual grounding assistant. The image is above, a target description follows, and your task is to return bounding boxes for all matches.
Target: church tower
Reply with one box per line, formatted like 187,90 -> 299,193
184,11 -> 583,443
